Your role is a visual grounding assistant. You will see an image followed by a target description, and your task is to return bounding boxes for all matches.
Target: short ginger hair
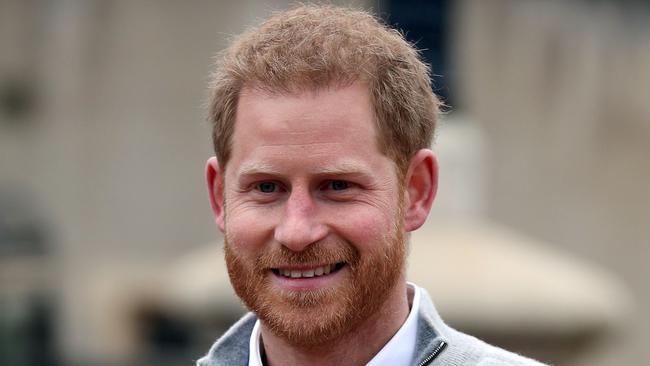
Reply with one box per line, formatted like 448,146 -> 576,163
208,4 -> 439,176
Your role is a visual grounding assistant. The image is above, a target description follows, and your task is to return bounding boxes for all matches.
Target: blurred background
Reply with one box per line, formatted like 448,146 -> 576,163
0,0 -> 648,365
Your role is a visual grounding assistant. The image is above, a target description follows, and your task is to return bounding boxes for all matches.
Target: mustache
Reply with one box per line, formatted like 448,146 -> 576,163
254,241 -> 359,269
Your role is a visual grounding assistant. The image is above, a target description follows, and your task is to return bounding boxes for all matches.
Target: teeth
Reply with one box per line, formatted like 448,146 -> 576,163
276,264 -> 340,278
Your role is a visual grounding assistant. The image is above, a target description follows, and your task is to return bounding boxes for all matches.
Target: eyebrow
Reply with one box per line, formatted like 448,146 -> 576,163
237,162 -> 281,177
236,160 -> 374,178
315,161 -> 374,177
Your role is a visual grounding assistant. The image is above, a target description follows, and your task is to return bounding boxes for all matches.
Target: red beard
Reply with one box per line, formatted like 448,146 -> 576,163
224,226 -> 406,347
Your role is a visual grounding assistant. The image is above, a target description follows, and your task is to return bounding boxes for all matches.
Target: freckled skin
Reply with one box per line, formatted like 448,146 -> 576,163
206,83 -> 438,366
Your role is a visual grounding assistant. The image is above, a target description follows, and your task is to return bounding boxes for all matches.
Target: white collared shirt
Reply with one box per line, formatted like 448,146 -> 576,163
248,283 -> 421,366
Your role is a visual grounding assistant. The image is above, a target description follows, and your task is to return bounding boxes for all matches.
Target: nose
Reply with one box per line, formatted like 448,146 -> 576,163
274,187 -> 328,252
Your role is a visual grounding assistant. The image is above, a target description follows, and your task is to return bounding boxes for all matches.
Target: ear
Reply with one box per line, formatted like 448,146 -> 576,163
206,157 -> 226,232
403,149 -> 438,232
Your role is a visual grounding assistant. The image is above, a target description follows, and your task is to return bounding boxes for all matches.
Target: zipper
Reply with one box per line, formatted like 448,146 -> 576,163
417,340 -> 447,366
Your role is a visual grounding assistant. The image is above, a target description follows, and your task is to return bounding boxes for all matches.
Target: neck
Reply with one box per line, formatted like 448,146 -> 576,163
260,279 -> 410,366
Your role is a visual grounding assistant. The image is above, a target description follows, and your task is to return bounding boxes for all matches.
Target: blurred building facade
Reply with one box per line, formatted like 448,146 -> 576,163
0,1 -> 648,365
455,1 -> 650,365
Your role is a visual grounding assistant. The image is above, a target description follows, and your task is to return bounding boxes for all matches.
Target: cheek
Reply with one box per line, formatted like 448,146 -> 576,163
224,204 -> 276,252
328,205 -> 396,251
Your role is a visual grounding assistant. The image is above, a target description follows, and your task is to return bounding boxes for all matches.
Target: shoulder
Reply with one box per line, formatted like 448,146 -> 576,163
418,324 -> 548,366
447,329 -> 549,366
196,312 -> 257,366
414,286 -> 549,366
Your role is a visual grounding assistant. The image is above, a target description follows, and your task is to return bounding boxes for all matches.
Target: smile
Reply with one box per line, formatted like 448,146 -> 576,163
271,262 -> 347,279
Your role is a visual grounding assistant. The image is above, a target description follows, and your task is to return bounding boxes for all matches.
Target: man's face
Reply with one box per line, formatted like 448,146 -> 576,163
219,83 -> 407,346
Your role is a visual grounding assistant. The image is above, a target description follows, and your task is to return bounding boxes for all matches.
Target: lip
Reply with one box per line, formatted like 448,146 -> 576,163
274,263 -> 335,271
270,263 -> 348,291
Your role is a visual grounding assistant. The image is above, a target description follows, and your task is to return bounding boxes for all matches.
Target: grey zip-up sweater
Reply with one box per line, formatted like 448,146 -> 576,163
197,287 -> 549,366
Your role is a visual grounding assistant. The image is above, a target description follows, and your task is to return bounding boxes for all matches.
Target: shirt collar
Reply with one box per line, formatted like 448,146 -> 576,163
248,316 -> 263,366
365,282 -> 420,366
248,283 -> 420,366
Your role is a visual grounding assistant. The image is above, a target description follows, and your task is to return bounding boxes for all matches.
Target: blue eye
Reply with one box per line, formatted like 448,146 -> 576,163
257,182 -> 277,193
330,180 -> 350,190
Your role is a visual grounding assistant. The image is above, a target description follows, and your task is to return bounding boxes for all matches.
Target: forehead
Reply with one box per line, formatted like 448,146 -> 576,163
228,83 -> 386,174
237,83 -> 376,136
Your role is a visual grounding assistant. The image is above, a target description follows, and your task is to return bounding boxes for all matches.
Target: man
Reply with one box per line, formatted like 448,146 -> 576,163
199,5 -> 547,366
